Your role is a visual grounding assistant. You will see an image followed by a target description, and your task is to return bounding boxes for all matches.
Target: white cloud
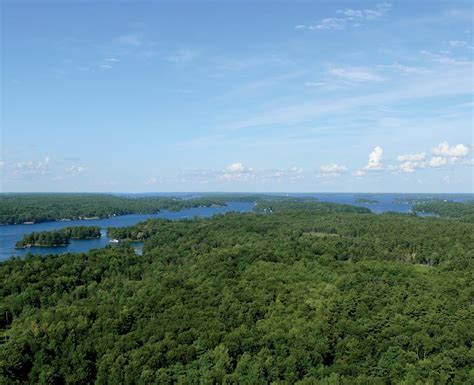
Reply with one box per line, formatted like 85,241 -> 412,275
320,163 -> 347,173
428,156 -> 448,168
353,170 -> 366,177
399,162 -> 417,173
396,142 -> 471,173
66,165 -> 87,174
318,163 -> 347,177
227,59 -> 472,131
449,40 -> 473,49
310,18 -> 346,30
338,2 -> 392,21
378,63 -> 431,75
98,57 -> 120,70
421,50 -> 472,66
164,163 -> 306,185
220,162 -> 255,181
226,162 -> 246,172
365,146 -> 384,170
432,141 -> 470,158
329,67 -> 385,83
305,81 -> 329,88
397,152 -> 426,162
0,160 -> 4,169
296,2 -> 391,31
11,156 -> 52,178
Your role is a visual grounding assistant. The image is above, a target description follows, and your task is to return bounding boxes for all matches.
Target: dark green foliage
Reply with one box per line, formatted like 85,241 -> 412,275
15,230 -> 70,248
355,198 -> 378,204
15,226 -> 101,248
0,194 -> 246,225
413,201 -> 474,223
0,193 -> 322,225
254,200 -> 371,215
1,203 -> 473,384
64,226 -> 102,239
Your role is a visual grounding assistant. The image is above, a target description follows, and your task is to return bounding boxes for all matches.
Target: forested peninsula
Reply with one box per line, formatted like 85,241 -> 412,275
1,200 -> 473,384
0,194 -> 258,225
15,226 -> 101,248
412,200 -> 474,223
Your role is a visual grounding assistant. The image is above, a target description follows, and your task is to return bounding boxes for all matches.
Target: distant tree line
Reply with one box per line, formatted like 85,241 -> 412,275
0,193 -> 324,225
412,201 -> 474,223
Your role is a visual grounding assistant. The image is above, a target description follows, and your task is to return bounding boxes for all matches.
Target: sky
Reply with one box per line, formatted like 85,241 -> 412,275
1,0 -> 473,193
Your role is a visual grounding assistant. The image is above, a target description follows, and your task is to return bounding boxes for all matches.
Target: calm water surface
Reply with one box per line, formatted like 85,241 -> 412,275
0,202 -> 253,261
1,194 -> 472,261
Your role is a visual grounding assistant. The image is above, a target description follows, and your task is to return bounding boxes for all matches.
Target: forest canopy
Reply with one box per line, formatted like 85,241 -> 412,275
0,193 -> 255,225
1,200 -> 473,384
0,193 -> 316,225
15,226 -> 102,248
412,201 -> 474,223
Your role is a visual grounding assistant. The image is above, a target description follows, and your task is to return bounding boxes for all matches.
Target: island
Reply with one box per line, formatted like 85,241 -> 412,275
355,198 -> 379,204
15,226 -> 101,248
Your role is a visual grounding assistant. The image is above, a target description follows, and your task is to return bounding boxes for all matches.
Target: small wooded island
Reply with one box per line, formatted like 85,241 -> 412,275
15,226 -> 101,248
355,198 -> 379,204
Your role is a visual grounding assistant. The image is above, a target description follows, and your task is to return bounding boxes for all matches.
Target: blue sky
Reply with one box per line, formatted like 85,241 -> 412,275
1,0 -> 473,193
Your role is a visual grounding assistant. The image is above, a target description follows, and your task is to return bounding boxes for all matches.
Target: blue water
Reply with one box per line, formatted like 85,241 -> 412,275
0,202 -> 253,261
282,193 -> 472,214
1,194 -> 472,261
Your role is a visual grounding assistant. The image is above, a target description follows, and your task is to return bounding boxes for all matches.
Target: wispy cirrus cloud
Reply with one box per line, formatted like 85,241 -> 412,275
328,66 -> 386,83
166,48 -> 199,64
377,63 -> 432,75
1,156 -> 89,182
227,56 -> 471,131
448,40 -> 473,49
98,57 -> 120,70
337,2 -> 392,20
66,165 -> 88,174
317,163 -> 347,178
295,2 -> 392,31
10,156 -> 52,178
420,50 -> 472,66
